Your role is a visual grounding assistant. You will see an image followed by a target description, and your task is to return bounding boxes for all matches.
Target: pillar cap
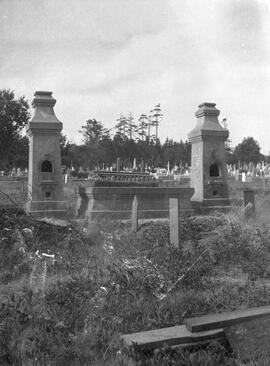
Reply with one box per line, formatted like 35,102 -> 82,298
195,102 -> 220,118
28,91 -> 62,130
188,102 -> 228,141
32,91 -> 56,108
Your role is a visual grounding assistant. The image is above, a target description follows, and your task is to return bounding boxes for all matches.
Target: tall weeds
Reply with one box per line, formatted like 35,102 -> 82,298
1,206 -> 270,365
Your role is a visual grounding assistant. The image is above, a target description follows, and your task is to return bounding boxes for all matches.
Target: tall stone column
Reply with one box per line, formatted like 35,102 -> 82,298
26,91 -> 66,217
188,102 -> 230,206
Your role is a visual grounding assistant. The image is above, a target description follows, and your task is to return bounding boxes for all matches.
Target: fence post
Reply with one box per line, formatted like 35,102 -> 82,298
131,195 -> 138,232
262,176 -> 266,194
169,198 -> 179,248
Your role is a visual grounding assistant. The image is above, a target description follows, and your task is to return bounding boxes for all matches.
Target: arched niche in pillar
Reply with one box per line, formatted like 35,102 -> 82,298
41,160 -> 53,173
209,163 -> 220,177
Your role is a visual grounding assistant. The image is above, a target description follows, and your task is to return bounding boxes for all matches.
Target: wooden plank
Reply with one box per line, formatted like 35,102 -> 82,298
121,325 -> 224,350
131,195 -> 138,232
185,305 -> 270,333
169,338 -> 225,350
169,198 -> 179,248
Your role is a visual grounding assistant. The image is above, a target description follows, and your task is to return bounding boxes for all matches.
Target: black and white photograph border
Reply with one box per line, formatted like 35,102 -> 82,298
1,0 -> 270,365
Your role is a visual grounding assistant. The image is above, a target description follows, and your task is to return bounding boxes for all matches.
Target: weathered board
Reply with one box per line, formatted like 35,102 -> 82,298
225,318 -> 270,361
121,325 -> 224,350
169,198 -> 179,248
185,305 -> 270,333
131,195 -> 138,232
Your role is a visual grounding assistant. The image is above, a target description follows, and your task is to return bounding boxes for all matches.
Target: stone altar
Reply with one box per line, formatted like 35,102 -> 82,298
75,186 -> 194,221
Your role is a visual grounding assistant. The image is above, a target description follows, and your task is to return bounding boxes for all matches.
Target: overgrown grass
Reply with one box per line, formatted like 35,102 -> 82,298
1,203 -> 270,365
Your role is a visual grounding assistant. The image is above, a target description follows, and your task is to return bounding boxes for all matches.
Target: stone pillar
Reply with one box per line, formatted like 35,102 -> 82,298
188,102 -> 230,206
26,91 -> 66,217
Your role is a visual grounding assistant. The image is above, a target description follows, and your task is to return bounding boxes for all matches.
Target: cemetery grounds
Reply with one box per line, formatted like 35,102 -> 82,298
1,178 -> 270,365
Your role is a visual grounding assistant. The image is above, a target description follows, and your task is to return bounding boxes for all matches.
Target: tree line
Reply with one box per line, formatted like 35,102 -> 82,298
62,118 -> 191,171
0,89 -> 267,172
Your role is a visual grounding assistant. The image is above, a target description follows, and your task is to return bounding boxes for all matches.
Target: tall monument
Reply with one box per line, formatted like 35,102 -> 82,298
26,91 -> 66,217
188,102 -> 230,207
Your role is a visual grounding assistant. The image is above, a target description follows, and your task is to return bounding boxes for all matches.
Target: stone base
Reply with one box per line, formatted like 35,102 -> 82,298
84,208 -> 194,221
26,200 -> 67,218
192,198 -> 232,215
201,198 -> 231,207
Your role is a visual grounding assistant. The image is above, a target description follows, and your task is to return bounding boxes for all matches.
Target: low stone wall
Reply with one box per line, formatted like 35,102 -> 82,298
75,186 -> 194,221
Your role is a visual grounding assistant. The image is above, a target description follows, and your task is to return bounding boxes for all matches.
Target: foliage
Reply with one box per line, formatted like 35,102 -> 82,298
80,119 -> 111,144
232,137 -> 263,164
74,123 -> 191,171
1,209 -> 270,364
78,119 -> 113,169
163,139 -> 191,167
0,89 -> 30,169
11,135 -> 29,169
60,133 -> 74,169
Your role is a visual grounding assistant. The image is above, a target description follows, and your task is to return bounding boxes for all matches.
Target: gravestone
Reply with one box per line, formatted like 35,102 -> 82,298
26,91 -> 66,217
188,103 -> 230,207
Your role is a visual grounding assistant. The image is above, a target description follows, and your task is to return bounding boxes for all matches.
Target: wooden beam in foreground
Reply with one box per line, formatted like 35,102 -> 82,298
185,305 -> 270,333
121,325 -> 224,350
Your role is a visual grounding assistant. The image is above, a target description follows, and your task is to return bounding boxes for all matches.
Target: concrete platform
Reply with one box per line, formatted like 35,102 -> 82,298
76,186 -> 194,221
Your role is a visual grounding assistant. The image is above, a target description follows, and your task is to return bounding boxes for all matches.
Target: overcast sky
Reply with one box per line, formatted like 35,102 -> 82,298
1,0 -> 270,153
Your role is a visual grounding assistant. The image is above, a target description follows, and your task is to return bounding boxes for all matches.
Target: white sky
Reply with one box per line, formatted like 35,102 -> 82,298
1,0 -> 270,153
